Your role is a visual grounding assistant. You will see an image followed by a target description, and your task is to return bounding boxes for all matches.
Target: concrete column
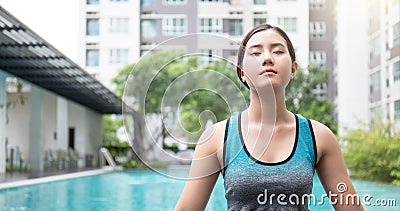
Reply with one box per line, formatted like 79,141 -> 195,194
0,71 -> 7,174
57,97 -> 68,150
29,85 -> 44,177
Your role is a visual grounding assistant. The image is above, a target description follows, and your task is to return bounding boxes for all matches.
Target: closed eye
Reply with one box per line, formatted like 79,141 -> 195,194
273,51 -> 284,54
249,52 -> 261,56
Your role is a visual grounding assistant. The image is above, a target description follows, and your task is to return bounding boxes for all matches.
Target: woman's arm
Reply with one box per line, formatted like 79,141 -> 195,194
312,120 -> 365,211
174,121 -> 226,211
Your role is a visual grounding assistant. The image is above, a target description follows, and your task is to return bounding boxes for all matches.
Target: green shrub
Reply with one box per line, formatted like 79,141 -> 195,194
121,160 -> 138,169
340,121 -> 400,185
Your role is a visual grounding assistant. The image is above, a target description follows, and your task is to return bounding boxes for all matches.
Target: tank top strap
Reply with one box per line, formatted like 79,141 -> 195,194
222,112 -> 242,177
295,114 -> 318,169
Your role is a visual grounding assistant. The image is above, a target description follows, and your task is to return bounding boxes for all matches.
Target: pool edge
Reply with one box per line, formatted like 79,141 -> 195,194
0,168 -> 117,190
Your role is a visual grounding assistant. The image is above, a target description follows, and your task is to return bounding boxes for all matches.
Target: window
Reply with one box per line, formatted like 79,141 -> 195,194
163,0 -> 187,4
278,17 -> 297,32
309,0 -> 326,9
370,71 -> 381,94
109,49 -> 129,64
86,50 -> 99,67
253,0 -> 266,4
141,20 -> 157,38
229,19 -> 243,36
141,0 -> 157,7
309,51 -> 326,67
310,22 -> 326,40
254,18 -> 266,27
394,61 -> 400,82
87,0 -> 99,4
395,100 -> 400,119
163,17 -> 187,35
394,22 -> 400,46
369,36 -> 381,60
110,18 -> 129,33
199,18 -> 222,33
86,19 -> 99,36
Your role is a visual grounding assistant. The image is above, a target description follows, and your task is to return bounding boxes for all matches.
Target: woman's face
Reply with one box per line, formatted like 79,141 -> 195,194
241,29 -> 297,90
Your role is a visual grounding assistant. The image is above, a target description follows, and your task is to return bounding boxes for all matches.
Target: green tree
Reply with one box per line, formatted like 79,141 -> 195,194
103,115 -> 123,145
340,120 -> 400,185
111,52 -> 248,151
111,50 -> 184,161
286,65 -> 337,133
177,60 -> 248,140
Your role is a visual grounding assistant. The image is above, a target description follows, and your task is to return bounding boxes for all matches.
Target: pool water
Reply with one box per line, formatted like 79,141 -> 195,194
0,168 -> 399,210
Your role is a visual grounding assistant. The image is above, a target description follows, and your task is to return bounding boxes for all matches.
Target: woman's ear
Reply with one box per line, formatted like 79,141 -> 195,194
291,61 -> 298,76
241,72 -> 247,83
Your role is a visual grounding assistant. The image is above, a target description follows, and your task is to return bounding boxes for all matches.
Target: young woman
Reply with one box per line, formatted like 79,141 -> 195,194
174,24 -> 364,210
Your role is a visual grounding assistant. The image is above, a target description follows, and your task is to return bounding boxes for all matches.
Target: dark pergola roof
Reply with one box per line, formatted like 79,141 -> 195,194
0,6 -> 122,114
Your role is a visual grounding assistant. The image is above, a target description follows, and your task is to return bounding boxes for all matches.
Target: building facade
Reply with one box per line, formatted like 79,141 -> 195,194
367,0 -> 400,126
309,0 -> 336,102
81,0 -> 400,133
79,0 -> 141,89
139,0 -> 310,68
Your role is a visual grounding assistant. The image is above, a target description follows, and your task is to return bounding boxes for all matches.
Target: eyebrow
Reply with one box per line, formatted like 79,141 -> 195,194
248,43 -> 286,49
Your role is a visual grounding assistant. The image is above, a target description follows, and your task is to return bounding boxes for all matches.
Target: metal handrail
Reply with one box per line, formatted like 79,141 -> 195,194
99,147 -> 120,169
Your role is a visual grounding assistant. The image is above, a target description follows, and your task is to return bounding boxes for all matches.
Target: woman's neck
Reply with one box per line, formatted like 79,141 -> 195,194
246,87 -> 292,126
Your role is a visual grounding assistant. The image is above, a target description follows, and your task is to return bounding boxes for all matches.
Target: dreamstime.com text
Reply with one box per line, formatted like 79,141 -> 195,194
257,182 -> 397,207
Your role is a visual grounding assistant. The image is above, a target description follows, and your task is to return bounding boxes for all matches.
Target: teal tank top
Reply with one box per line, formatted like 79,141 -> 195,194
223,112 -> 317,210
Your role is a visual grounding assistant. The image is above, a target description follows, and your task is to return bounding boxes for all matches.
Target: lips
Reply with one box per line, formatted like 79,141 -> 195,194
260,68 -> 277,75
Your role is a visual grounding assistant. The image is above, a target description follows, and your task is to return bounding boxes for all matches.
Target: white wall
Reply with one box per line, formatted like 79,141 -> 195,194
6,89 -> 104,168
6,92 -> 31,159
43,92 -> 57,151
84,108 -> 103,166
69,101 -> 103,167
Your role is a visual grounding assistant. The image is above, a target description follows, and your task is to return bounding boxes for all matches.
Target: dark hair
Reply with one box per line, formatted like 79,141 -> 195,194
236,24 -> 296,89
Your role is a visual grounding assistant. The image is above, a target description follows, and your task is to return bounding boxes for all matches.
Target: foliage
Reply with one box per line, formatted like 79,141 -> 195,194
121,160 -> 138,169
103,115 -> 123,144
340,120 -> 400,185
164,143 -> 180,154
176,61 -> 248,139
111,50 -> 185,160
6,78 -> 26,124
112,51 -> 248,143
286,65 -> 337,134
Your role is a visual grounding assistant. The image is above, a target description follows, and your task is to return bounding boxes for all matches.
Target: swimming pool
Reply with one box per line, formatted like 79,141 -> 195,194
0,168 -> 399,210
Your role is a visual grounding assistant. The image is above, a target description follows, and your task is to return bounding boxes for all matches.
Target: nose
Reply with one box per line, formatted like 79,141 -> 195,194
261,51 -> 273,66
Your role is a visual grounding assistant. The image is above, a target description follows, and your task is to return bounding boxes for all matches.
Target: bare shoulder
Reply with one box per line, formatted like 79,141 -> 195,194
309,119 -> 336,139
308,119 -> 339,163
194,119 -> 228,157
187,119 -> 229,179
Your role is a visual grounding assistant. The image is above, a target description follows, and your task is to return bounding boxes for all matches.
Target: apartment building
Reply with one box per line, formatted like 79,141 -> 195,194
80,0 -> 335,89
367,0 -> 400,126
309,0 -> 335,102
79,0 -> 141,89
83,0 -> 387,133
140,0 -> 310,68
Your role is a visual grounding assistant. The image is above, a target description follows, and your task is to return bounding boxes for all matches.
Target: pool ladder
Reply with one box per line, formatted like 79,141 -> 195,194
99,147 -> 122,170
